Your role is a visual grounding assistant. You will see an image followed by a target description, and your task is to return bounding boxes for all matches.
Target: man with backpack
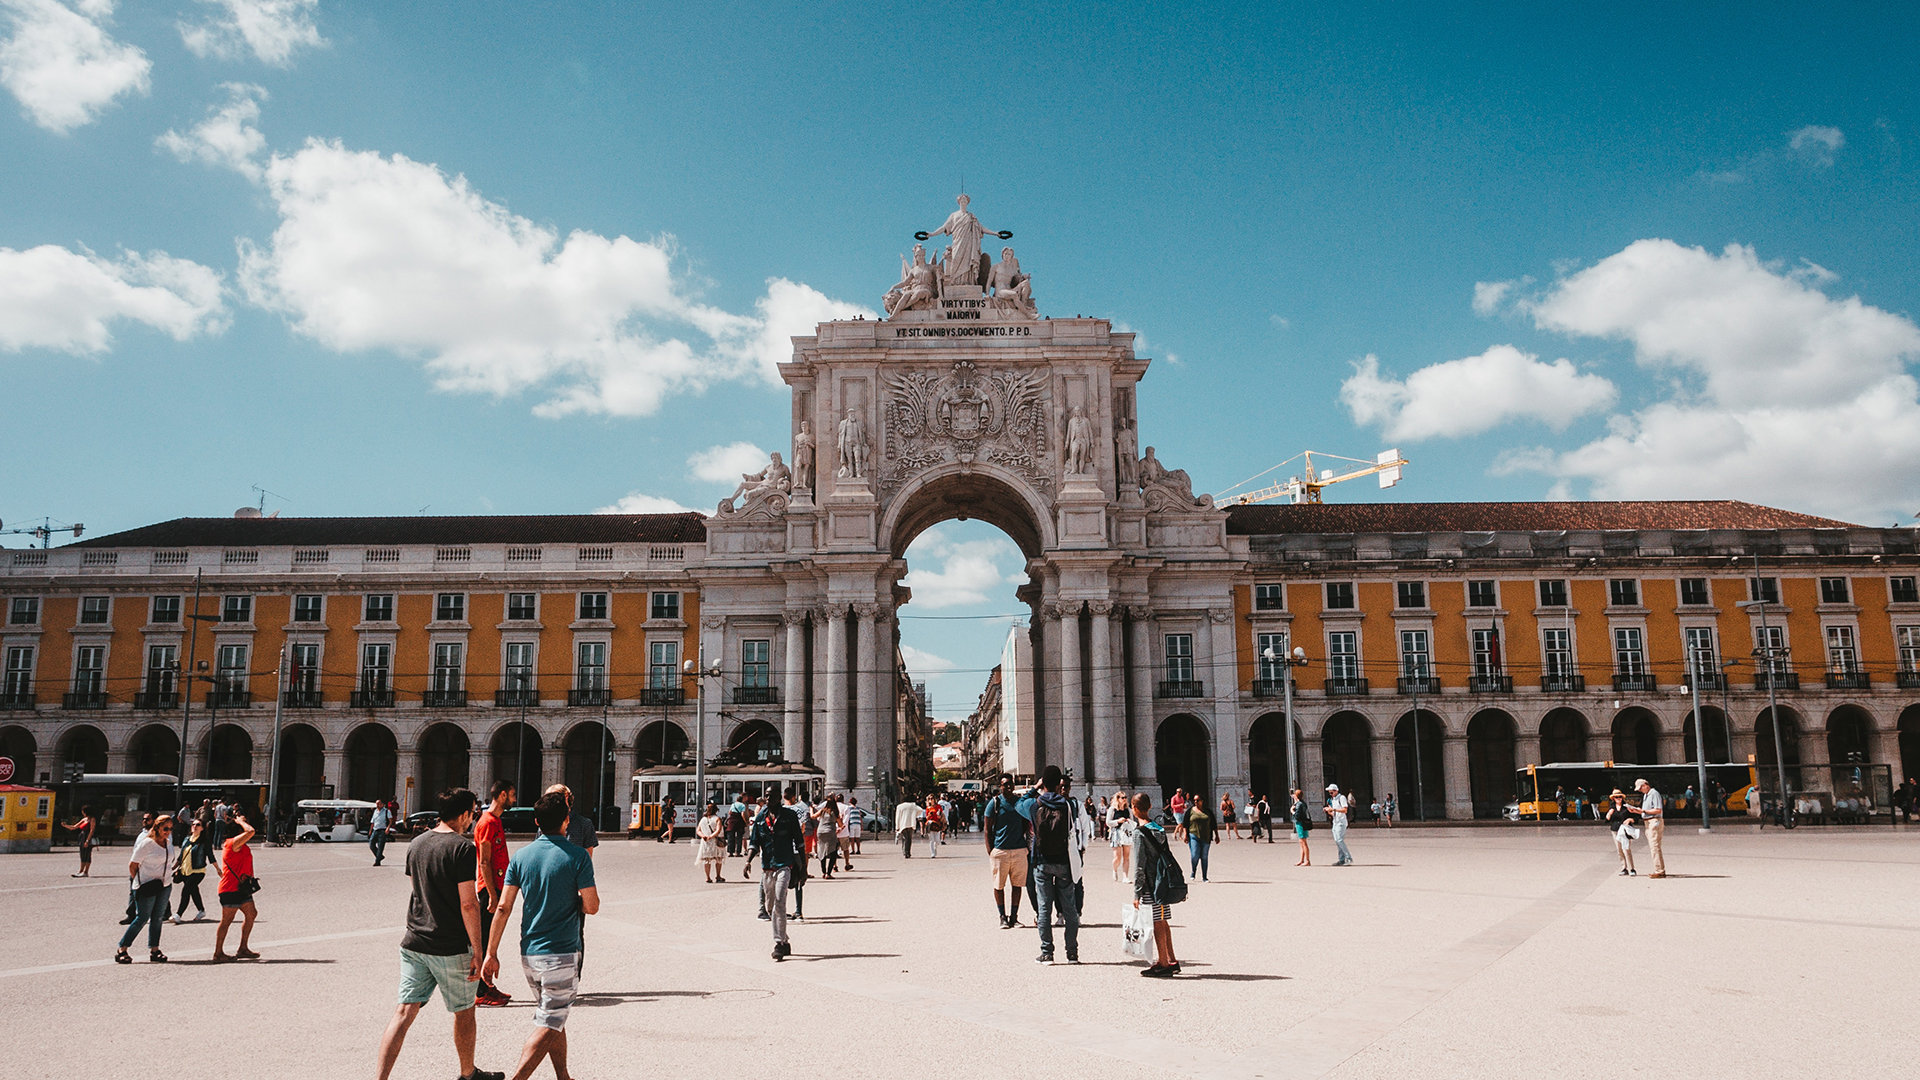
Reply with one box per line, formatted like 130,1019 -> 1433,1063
982,773 -> 1032,929
1130,790 -> 1185,976
1028,766 -> 1079,964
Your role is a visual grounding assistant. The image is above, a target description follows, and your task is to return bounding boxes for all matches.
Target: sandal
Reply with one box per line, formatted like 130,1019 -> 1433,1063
149,949 -> 168,963
235,948 -> 260,960
114,949 -> 132,965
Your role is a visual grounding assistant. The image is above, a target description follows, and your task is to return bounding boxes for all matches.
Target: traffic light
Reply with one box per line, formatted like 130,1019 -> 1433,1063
63,761 -> 85,783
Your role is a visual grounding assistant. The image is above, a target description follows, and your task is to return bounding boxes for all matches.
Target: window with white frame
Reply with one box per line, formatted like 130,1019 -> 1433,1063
1399,629 -> 1430,679
1890,577 -> 1919,604
145,645 -> 177,695
293,594 -> 324,622
1825,626 -> 1859,672
2,646 -> 32,698
216,644 -> 248,693
507,593 -> 537,621
742,639 -> 771,687
1679,578 -> 1711,606
1467,580 -> 1498,608
645,641 -> 674,689
1897,626 -> 1920,672
432,643 -> 463,691
1471,627 -> 1503,675
361,643 -> 392,693
150,595 -> 181,623
1819,577 -> 1851,605
1537,579 -> 1569,607
506,643 -> 534,690
80,597 -> 109,624
73,646 -> 104,694
1327,631 -> 1358,681
291,643 -> 319,694
8,598 -> 39,625
435,593 -> 465,622
1395,581 -> 1426,609
1749,577 -> 1780,604
1613,628 -> 1645,675
363,594 -> 395,622
1257,632 -> 1287,682
578,592 -> 609,621
1755,625 -> 1789,674
650,592 -> 680,620
1253,584 -> 1284,611
1542,628 -> 1572,677
1684,626 -> 1718,672
222,595 -> 251,623
1164,634 -> 1194,683
1323,582 -> 1355,610
1608,579 -> 1640,607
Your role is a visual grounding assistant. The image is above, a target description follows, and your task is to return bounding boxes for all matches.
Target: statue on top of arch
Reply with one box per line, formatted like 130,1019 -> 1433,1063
884,194 -> 1036,320
716,450 -> 792,519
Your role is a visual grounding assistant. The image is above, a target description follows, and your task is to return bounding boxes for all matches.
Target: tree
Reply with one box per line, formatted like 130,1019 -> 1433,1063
931,722 -> 962,744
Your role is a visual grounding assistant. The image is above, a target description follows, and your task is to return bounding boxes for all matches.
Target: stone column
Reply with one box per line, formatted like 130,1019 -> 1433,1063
322,749 -> 346,799
398,748 -> 422,813
1088,601 -> 1120,787
823,606 -> 848,789
1443,735 -> 1472,820
782,610 -> 807,764
1516,733 -> 1542,768
854,604 -> 883,795
1872,727 -> 1900,768
1298,736 -> 1326,820
544,746 -> 565,799
1054,601 -> 1083,778
1370,736 -> 1397,813
1128,608 -> 1156,789
1208,608 -> 1240,797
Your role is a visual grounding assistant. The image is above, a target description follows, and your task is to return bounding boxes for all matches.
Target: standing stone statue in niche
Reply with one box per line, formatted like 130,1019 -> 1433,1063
1063,405 -> 1094,475
1139,446 -> 1214,512
985,247 -> 1036,318
719,451 -> 792,518
791,421 -> 816,492
884,244 -> 940,318
918,193 -> 1009,289
1115,419 -> 1139,488
837,407 -> 870,479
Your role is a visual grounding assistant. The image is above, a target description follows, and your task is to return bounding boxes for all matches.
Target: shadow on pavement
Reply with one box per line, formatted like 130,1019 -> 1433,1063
792,953 -> 900,962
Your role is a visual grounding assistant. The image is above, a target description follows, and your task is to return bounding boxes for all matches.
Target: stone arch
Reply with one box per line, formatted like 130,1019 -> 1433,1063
1900,705 -> 1920,781
1825,704 -> 1874,763
1466,709 -> 1517,819
0,725 -> 36,785
204,723 -> 254,780
724,717 -> 783,764
1682,705 -> 1731,763
276,723 -> 326,811
562,720 -> 617,826
1155,713 -> 1211,804
633,719 -> 689,769
880,463 -> 1056,560
1754,706 -> 1803,773
1395,709 -> 1446,820
1539,707 -> 1590,764
55,724 -> 108,776
1246,711 -> 1301,805
488,721 -> 541,803
1610,707 -> 1660,765
1320,710 -> 1374,810
344,722 -> 397,802
417,723 -> 470,806
128,723 -> 181,776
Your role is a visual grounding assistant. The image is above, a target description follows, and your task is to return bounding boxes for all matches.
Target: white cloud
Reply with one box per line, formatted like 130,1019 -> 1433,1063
179,0 -> 321,66
0,244 -> 226,352
1472,277 -> 1529,316
687,441 -> 768,485
900,527 -> 1024,609
0,0 -> 149,134
235,139 -> 870,418
1788,125 -> 1844,167
899,644 -> 955,673
1508,239 -> 1920,523
592,491 -> 697,515
156,82 -> 265,179
1339,347 -> 1616,441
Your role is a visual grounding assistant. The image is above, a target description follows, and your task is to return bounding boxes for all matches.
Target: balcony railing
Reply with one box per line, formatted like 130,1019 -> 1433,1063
1467,674 -> 1513,694
495,688 -> 539,707
731,685 -> 779,705
1325,677 -> 1369,697
351,688 -> 396,708
204,689 -> 250,708
1825,671 -> 1870,691
1683,673 -> 1726,692
423,689 -> 468,708
0,691 -> 33,708
1898,671 -> 1920,690
281,689 -> 323,708
570,688 -> 614,707
1612,673 -> 1658,693
1157,680 -> 1204,699
1397,676 -> 1442,695
1539,674 -> 1586,693
1251,678 -> 1288,698
638,687 -> 684,707
63,691 -> 108,709
1753,671 -> 1800,691
133,691 -> 179,710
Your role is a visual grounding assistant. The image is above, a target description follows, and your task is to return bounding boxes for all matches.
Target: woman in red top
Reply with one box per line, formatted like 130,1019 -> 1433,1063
213,806 -> 260,961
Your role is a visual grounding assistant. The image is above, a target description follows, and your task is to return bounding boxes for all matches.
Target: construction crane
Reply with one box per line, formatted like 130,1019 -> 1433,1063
1216,449 -> 1408,506
0,517 -> 84,548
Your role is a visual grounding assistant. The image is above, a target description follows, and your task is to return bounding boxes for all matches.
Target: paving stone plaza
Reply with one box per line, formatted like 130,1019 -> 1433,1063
7,823 -> 1914,1079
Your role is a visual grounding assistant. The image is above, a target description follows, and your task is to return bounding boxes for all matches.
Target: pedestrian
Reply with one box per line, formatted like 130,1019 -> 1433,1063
894,795 -> 922,858
1325,784 -> 1352,866
1554,785 -> 1567,821
1221,793 -> 1239,839
1635,778 -> 1667,878
1129,791 -> 1183,977
473,781 -> 515,1007
211,806 -> 260,962
171,818 -> 215,923
120,811 -> 157,924
1258,793 -> 1275,844
845,796 -> 865,857
981,773 -> 1031,927
1381,793 -> 1395,827
66,803 -> 97,877
752,784 -> 804,960
696,803 -> 725,883
1290,789 -> 1311,866
1028,766 -> 1079,965
1605,788 -> 1640,875
376,787 -> 505,1080
482,792 -> 599,1080
544,785 -> 599,980
658,794 -> 676,843
726,793 -> 748,857
1107,791 -> 1132,881
814,795 -> 841,878
1063,774 -> 1092,918
784,787 -> 809,920
923,794 -> 945,857
114,812 -> 176,964
1182,793 -> 1214,882
800,797 -> 819,859
371,798 -> 393,866
1169,789 -> 1187,840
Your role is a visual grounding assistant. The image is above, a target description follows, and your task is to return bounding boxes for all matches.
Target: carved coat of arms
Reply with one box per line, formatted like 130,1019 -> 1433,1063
882,361 -> 1050,496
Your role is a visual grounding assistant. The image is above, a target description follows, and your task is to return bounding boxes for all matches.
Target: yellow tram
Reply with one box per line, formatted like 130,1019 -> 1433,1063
627,762 -> 826,838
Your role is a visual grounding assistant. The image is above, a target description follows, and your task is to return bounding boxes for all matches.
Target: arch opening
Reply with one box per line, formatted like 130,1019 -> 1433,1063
882,466 -> 1051,560
1247,712 -> 1300,806
1155,714 -> 1210,804
1610,707 -> 1660,765
276,723 -> 326,815
1682,706 -> 1731,763
1394,710 -> 1445,820
563,722 -> 618,828
1900,705 -> 1920,781
205,724 -> 253,780
1540,707 -> 1590,764
56,725 -> 108,776
489,722 -> 542,803
634,720 -> 689,769
129,724 -> 181,776
1825,705 -> 1873,764
723,718 -> 783,765
1320,711 -> 1374,811
0,725 -> 37,785
418,723 -> 471,809
345,723 -> 397,803
1466,710 -> 1517,819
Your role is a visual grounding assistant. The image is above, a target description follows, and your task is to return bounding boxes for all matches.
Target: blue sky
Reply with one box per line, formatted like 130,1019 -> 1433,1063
4,1 -> 1917,717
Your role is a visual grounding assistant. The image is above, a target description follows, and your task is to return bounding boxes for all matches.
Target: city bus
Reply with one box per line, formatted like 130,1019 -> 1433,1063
1510,763 -> 1758,820
628,762 -> 826,838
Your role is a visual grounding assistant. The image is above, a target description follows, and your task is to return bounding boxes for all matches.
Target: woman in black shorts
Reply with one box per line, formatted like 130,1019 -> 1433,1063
66,805 -> 97,877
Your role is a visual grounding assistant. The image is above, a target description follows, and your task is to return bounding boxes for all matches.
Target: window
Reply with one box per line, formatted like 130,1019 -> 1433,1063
1749,577 -> 1780,604
1679,578 -> 1711,606
1164,634 -> 1194,683
1542,628 -> 1572,677
1613,628 -> 1645,675
8,598 -> 38,625
361,643 -> 392,692
290,643 -> 319,695
1327,631 -> 1358,681
1396,581 -> 1427,609
73,646 -> 105,694
1399,629 -> 1430,679
650,592 -> 680,620
1684,627 -> 1717,671
1254,583 -> 1284,611
1892,577 -> 1920,604
1825,626 -> 1858,672
2,647 -> 32,698
1819,577 -> 1851,605
433,643 -> 464,691
1257,632 -> 1287,681
79,597 -> 109,624
215,644 -> 247,693
1537,579 -> 1568,608
1471,627 -> 1503,675
363,594 -> 394,623
1324,582 -> 1355,610
578,592 -> 609,621
293,594 -> 324,622
1755,625 -> 1789,674
742,639 -> 771,688
145,645 -> 177,695
1467,581 -> 1498,608
435,593 -> 465,622
150,595 -> 181,623
507,593 -> 537,621
506,643 -> 535,689
1608,579 -> 1640,607
1898,626 -> 1920,672
644,641 -> 673,689
221,595 -> 252,623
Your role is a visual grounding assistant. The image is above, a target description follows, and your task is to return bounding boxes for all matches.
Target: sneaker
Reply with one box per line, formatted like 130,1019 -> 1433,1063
476,990 -> 511,1007
1629,869 -> 1638,876
461,1070 -> 506,1080
1618,869 -> 1629,876
1035,953 -> 1055,965
1141,964 -> 1172,977
757,911 -> 771,921
1065,955 -> 1081,964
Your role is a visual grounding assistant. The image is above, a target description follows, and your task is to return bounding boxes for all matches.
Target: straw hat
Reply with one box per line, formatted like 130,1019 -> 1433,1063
1609,789 -> 1626,799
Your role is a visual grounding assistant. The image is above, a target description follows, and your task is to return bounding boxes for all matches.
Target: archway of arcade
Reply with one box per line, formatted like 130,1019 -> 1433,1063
563,721 -> 618,829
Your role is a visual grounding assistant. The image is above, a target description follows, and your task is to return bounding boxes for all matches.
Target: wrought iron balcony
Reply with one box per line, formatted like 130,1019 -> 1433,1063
281,689 -> 323,708
1898,671 -> 1920,690
570,687 -> 615,707
1825,671 -> 1870,691
731,685 -> 779,705
1467,674 -> 1513,694
1539,674 -> 1586,693
62,691 -> 108,709
1397,676 -> 1442,695
638,687 -> 684,707
1753,671 -> 1799,691
0,691 -> 33,708
351,688 -> 396,708
423,689 -> 468,708
1325,677 -> 1369,697
495,688 -> 538,707
1157,680 -> 1204,699
1611,673 -> 1658,693
1683,673 -> 1726,692
133,691 -> 179,710
1251,678 -> 1288,698
204,688 -> 250,708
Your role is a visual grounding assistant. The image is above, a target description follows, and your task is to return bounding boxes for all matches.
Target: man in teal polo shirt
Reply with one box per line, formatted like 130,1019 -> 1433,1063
483,791 -> 600,1080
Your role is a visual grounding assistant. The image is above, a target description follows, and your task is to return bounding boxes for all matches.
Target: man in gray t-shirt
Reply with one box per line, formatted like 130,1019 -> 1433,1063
1635,779 -> 1667,878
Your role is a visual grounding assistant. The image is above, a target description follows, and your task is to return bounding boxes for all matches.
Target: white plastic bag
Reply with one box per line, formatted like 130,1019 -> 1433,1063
1122,903 -> 1154,960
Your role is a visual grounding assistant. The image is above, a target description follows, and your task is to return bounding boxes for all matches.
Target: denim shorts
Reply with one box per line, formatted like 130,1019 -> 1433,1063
398,947 -> 478,1013
521,951 -> 582,1030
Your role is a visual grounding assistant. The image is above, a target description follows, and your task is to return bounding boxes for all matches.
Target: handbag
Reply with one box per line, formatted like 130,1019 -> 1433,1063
1121,904 -> 1154,960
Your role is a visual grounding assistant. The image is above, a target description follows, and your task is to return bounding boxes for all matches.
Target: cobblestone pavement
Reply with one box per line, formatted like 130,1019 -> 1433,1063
5,823 -> 1915,1079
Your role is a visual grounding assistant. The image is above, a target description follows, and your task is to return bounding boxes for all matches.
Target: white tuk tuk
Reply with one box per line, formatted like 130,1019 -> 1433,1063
295,799 -> 379,842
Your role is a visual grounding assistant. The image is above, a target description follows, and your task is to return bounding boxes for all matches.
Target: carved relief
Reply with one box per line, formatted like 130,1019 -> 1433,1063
882,361 -> 1051,497
715,450 -> 792,519
1138,446 -> 1215,513
701,616 -> 727,630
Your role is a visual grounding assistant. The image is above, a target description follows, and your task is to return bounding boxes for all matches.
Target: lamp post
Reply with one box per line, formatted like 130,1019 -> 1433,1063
265,644 -> 289,844
1737,582 -> 1793,828
683,651 -> 723,813
1684,646 -> 1710,833
1261,639 -> 1308,801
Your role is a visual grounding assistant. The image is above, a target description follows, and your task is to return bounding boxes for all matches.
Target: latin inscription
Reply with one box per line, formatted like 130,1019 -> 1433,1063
893,325 -> 1034,337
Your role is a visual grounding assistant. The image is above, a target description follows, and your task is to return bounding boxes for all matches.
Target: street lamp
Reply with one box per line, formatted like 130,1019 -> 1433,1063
683,653 -> 723,812
1736,587 -> 1793,829
1260,640 -> 1309,802
1680,647 -> 1710,833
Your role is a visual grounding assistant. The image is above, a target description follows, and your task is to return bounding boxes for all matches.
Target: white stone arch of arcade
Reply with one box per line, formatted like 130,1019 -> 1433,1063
878,460 -> 1058,560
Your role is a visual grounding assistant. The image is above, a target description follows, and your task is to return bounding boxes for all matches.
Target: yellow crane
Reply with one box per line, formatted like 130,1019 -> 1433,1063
1216,449 -> 1408,506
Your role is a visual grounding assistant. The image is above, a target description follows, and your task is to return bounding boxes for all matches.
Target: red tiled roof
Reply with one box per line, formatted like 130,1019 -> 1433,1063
71,514 -> 708,549
1225,500 -> 1858,535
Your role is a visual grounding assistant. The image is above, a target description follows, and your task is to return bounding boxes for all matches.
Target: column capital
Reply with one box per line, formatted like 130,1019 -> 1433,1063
852,602 -> 885,620
783,609 -> 809,627
1087,599 -> 1116,617
700,615 -> 727,631
1127,604 -> 1154,622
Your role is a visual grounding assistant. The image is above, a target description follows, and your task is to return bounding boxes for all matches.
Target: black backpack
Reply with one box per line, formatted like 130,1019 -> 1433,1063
1032,798 -> 1072,864
1145,828 -> 1188,905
